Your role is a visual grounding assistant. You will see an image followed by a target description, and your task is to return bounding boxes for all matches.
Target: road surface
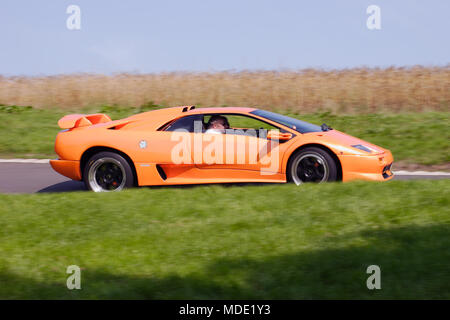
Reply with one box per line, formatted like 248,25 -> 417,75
0,162 -> 449,194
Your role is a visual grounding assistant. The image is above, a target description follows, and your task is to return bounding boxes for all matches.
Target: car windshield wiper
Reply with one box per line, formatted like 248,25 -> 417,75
321,123 -> 332,131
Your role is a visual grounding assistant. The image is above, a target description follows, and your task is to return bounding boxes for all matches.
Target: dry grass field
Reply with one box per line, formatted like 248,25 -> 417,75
0,66 -> 448,113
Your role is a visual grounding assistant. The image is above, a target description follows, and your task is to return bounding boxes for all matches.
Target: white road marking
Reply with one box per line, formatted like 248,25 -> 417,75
0,159 -> 449,176
393,170 -> 450,176
0,159 -> 50,163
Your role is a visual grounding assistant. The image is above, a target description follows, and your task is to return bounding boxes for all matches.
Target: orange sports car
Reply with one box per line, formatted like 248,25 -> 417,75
50,106 -> 394,192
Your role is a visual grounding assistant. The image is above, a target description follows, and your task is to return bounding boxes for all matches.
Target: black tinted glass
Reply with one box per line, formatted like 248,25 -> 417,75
250,110 -> 322,133
165,115 -> 202,132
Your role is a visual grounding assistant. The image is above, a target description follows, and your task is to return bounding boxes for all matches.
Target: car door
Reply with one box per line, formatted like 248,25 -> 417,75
194,113 -> 294,174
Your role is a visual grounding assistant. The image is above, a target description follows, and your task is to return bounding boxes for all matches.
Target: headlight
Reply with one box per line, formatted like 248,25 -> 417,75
351,144 -> 373,153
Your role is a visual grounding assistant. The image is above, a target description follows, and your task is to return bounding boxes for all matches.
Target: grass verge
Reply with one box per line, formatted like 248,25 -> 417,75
0,105 -> 448,165
0,180 -> 449,299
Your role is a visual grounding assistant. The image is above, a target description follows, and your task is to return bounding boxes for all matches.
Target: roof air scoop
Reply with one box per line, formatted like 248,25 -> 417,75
181,105 -> 196,112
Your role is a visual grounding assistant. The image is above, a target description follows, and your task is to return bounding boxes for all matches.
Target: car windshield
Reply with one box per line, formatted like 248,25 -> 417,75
250,110 -> 322,133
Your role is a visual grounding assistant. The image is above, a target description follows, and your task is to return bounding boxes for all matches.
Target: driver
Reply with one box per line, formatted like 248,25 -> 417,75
205,115 -> 230,134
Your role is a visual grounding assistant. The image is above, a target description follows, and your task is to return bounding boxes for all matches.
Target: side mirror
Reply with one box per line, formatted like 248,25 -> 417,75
267,131 -> 292,141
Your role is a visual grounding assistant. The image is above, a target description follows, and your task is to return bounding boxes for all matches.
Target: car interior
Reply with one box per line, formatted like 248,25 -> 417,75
164,113 -> 288,139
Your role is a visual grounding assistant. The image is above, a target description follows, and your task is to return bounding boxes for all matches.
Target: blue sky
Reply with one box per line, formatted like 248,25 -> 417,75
0,0 -> 448,75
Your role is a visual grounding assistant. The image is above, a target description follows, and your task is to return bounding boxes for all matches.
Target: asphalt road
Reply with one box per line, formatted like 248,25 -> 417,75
0,162 -> 449,194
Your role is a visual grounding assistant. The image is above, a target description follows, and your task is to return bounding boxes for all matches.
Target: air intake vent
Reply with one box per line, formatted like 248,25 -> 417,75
108,122 -> 130,130
182,105 -> 195,112
156,165 -> 167,180
382,163 -> 393,179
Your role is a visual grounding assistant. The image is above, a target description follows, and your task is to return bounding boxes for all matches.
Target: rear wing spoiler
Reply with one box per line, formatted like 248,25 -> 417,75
58,113 -> 112,129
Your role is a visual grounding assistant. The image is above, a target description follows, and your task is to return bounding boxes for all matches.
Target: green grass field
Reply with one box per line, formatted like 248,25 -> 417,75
0,180 -> 448,299
0,105 -> 448,165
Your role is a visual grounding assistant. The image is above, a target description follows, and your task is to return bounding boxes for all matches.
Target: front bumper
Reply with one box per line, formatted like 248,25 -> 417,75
49,159 -> 82,181
338,151 -> 394,182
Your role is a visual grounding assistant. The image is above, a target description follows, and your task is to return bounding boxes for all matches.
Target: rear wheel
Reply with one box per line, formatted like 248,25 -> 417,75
287,147 -> 337,185
83,152 -> 134,192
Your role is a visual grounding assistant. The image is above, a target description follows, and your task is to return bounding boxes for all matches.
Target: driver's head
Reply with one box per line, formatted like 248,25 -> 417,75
207,115 -> 230,130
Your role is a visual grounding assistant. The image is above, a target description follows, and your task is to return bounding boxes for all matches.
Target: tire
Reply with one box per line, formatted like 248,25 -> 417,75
83,151 -> 134,192
287,147 -> 337,185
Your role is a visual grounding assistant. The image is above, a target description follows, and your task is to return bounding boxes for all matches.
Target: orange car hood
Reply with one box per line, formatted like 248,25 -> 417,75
306,130 -> 387,155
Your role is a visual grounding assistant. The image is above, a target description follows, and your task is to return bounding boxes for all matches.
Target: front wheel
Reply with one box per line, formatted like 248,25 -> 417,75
287,147 -> 337,185
83,152 -> 135,192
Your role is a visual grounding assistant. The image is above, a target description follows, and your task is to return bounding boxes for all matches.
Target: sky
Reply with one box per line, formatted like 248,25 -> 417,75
0,0 -> 448,76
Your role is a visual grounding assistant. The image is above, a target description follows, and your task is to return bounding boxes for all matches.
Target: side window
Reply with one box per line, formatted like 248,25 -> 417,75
164,115 -> 203,132
203,114 -> 282,138
225,115 -> 279,131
